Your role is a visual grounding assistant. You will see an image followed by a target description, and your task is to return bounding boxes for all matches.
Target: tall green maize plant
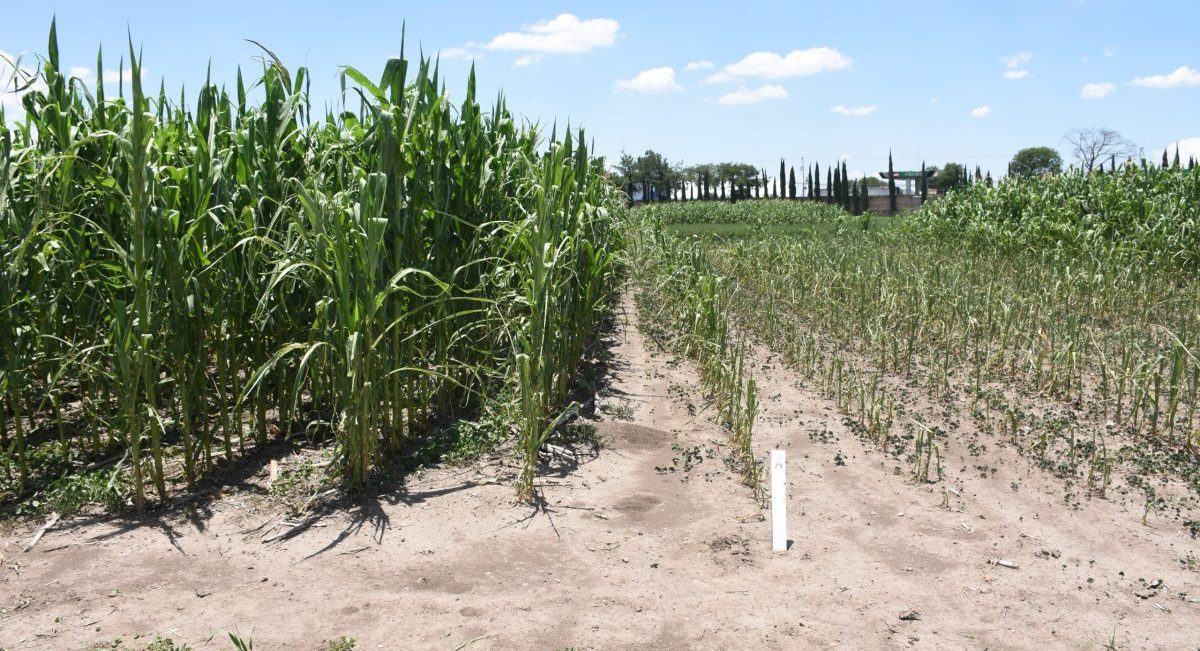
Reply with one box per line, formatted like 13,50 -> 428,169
0,23 -> 623,508
505,129 -> 621,501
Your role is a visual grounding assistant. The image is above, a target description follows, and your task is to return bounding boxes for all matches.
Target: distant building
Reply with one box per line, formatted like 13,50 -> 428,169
878,169 -> 935,196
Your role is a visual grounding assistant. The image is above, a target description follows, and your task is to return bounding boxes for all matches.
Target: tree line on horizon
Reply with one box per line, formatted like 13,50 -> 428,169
613,150 -> 985,214
613,127 -> 1196,212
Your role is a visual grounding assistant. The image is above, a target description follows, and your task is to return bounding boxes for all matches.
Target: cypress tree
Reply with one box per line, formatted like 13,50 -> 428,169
826,167 -> 832,201
887,151 -> 897,214
779,159 -> 786,197
850,180 -> 859,214
975,164 -> 982,183
1163,149 -> 1169,168
840,165 -> 849,206
1174,146 -> 1181,168
832,166 -> 841,205
985,171 -> 993,187
772,178 -> 778,198
841,160 -> 850,210
920,161 -> 928,203
788,166 -> 797,199
814,162 -> 821,198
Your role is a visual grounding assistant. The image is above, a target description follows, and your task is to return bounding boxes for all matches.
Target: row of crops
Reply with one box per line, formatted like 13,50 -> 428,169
627,214 -> 761,491
0,25 -> 623,512
646,176 -> 1200,527
914,165 -> 1200,269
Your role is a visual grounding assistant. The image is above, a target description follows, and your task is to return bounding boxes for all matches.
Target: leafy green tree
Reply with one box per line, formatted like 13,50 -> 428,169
935,162 -> 968,192
1008,146 -> 1062,178
614,149 -> 683,202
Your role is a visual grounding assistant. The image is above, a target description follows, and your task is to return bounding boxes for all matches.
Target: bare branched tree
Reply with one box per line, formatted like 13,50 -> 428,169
1063,127 -> 1138,173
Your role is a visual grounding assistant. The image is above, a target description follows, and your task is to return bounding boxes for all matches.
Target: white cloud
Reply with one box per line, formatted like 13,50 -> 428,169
1001,51 -> 1032,69
831,104 -> 877,116
1157,137 -> 1200,164
483,14 -> 619,56
1152,135 -> 1200,163
684,60 -> 713,72
706,47 -> 851,83
1131,66 -> 1200,89
1103,46 -> 1116,58
614,67 -> 682,94
1000,52 -> 1031,80
717,84 -> 788,105
970,105 -> 991,118
1080,81 -> 1115,99
102,68 -> 136,84
64,67 -> 137,85
513,54 -> 541,68
439,47 -> 482,61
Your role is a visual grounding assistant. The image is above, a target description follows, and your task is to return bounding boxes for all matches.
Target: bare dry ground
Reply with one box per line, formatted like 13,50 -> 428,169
2,295 -> 1198,650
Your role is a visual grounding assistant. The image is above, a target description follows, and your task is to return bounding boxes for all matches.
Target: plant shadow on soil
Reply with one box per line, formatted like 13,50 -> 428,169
5,308 -> 632,560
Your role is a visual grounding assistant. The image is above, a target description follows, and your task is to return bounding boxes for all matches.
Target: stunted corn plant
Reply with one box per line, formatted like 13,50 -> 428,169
628,211 -> 761,491
649,184 -> 1200,514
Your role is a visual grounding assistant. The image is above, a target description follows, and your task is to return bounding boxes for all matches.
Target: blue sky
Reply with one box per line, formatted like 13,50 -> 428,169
3,1 -> 1198,179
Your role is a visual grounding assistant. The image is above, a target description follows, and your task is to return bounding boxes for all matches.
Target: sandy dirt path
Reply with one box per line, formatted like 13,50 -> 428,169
2,294 -> 1198,650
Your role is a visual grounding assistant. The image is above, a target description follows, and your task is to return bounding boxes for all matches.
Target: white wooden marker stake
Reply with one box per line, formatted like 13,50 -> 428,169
770,449 -> 787,552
